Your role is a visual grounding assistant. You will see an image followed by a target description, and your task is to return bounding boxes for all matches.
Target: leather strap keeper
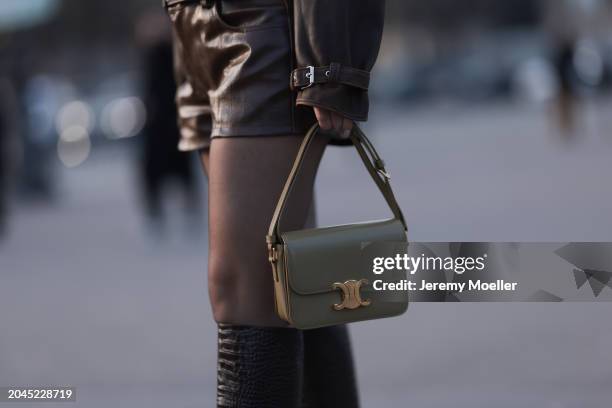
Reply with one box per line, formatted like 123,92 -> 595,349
290,63 -> 370,91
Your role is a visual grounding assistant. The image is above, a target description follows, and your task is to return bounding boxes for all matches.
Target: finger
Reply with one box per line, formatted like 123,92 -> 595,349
314,107 -> 332,130
341,117 -> 353,138
331,112 -> 343,133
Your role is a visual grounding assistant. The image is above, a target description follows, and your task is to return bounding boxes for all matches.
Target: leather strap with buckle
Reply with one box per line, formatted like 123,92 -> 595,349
290,63 -> 370,91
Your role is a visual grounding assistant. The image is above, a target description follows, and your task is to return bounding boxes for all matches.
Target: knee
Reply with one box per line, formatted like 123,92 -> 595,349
208,253 -> 242,323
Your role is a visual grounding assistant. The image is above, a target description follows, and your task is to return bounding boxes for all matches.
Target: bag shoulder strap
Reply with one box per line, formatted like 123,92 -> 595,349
266,124 -> 407,249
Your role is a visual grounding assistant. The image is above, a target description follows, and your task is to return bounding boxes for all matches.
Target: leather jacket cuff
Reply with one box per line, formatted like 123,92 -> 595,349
290,63 -> 370,92
296,84 -> 369,122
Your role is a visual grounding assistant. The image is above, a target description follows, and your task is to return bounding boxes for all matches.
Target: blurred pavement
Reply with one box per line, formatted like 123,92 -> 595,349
1,100 -> 612,407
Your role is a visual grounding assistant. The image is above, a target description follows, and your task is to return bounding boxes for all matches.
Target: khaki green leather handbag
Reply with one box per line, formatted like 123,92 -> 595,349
266,124 -> 409,330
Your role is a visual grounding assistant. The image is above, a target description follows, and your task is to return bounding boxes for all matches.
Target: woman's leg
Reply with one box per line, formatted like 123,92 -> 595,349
204,134 -> 327,324
200,133 -> 328,407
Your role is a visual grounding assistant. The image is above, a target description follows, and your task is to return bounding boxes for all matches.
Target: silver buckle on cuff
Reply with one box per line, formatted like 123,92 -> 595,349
302,66 -> 315,89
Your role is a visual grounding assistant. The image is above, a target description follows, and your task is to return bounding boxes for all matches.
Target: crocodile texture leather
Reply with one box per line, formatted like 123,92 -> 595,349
216,324 -> 359,408
217,324 -> 303,407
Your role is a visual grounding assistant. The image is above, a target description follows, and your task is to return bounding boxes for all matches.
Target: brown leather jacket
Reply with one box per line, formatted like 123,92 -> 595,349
283,0 -> 386,122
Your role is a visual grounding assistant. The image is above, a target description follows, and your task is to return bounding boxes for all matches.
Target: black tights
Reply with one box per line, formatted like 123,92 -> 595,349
217,324 -> 359,408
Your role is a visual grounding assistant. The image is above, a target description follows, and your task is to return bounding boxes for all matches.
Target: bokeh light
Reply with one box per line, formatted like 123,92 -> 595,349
100,97 -> 147,140
513,57 -> 557,102
57,125 -> 91,168
55,100 -> 94,135
574,39 -> 605,86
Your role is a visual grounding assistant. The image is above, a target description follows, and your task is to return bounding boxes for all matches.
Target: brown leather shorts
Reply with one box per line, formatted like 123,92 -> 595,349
166,0 -> 315,151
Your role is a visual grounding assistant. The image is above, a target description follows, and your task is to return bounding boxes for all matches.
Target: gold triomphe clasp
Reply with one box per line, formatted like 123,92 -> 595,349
332,279 -> 371,310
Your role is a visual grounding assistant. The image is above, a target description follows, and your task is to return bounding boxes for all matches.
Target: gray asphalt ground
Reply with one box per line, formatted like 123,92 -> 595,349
1,99 -> 612,407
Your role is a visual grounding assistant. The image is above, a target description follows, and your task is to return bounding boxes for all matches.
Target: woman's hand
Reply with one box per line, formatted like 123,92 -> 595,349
313,106 -> 353,138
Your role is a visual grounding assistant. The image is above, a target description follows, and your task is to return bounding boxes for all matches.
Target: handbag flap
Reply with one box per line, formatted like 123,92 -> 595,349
281,219 -> 407,295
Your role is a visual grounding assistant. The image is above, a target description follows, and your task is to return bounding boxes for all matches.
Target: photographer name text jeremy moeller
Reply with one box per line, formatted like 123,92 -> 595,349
373,279 -> 518,292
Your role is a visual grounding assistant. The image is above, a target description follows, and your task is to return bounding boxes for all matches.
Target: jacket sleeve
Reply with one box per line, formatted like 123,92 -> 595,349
291,0 -> 385,122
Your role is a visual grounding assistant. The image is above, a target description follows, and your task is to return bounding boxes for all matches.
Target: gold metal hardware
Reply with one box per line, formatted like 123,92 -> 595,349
268,245 -> 278,263
332,279 -> 371,310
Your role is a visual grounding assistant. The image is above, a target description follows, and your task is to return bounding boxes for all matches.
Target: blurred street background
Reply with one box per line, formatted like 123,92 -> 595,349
1,0 -> 612,407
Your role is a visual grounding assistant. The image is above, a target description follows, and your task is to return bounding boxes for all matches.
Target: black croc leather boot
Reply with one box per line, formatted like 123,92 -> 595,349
216,324 -> 304,408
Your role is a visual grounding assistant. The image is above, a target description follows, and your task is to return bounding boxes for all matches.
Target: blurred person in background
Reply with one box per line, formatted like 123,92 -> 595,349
20,72 -> 64,200
553,36 -> 578,140
136,12 -> 201,237
0,86 -> 6,237
0,72 -> 20,239
164,0 -> 384,406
